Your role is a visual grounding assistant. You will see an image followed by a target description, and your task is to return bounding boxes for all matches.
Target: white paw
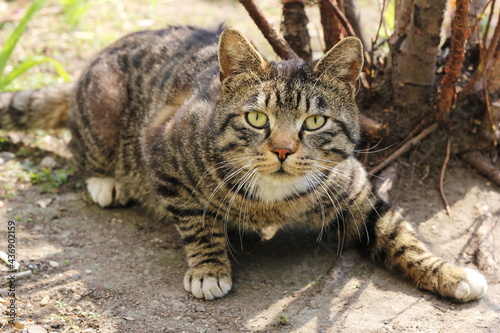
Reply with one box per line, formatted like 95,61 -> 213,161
85,177 -> 128,208
184,267 -> 232,300
454,268 -> 488,302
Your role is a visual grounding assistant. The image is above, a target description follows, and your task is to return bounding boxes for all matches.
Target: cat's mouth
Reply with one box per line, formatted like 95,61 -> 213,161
269,164 -> 297,177
272,168 -> 289,175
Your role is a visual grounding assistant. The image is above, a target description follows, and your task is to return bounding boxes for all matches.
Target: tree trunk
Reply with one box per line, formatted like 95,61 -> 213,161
318,0 -> 342,52
343,0 -> 366,49
281,0 -> 312,61
390,0 -> 447,109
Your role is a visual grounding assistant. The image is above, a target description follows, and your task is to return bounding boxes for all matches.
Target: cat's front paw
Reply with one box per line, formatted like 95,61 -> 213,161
184,265 -> 232,300
452,268 -> 487,302
86,177 -> 129,208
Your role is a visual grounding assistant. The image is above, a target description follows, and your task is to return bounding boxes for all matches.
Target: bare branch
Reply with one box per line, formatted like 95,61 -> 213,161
459,10 -> 500,99
369,123 -> 439,175
320,0 -> 356,37
318,0 -> 342,51
240,0 -> 300,60
439,137 -> 453,217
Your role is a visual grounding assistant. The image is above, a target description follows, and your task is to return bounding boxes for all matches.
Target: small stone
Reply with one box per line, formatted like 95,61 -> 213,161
40,295 -> 51,306
195,304 -> 206,312
36,198 -> 54,208
40,156 -> 57,170
13,321 -> 25,329
0,152 -> 15,164
27,325 -> 48,333
85,269 -> 92,274
48,260 -> 59,268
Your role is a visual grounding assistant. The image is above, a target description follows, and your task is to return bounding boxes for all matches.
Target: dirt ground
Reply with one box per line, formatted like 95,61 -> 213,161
1,1 -> 500,332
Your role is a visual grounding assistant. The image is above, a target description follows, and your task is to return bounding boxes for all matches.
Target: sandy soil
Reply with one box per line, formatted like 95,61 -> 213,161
0,1 -> 499,332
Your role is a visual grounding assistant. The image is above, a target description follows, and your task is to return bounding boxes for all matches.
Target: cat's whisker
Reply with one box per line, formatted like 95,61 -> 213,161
237,168 -> 261,249
312,162 -> 375,244
309,166 -> 348,254
191,155 -> 253,199
202,160 -> 256,227
305,171 -> 327,241
352,139 -> 396,154
211,163 -> 261,260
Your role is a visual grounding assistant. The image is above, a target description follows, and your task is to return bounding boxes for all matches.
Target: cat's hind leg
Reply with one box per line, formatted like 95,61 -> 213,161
85,177 -> 129,208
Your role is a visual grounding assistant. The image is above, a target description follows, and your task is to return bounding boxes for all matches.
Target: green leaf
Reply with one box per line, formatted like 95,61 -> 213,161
0,0 -> 49,77
0,56 -> 70,89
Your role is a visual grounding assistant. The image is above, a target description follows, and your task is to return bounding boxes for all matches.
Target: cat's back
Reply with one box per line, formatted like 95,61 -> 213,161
69,26 -> 223,179
80,25 -> 222,94
100,25 -> 221,67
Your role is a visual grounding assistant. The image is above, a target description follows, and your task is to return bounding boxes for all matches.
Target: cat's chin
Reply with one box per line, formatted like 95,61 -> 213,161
251,173 -> 317,204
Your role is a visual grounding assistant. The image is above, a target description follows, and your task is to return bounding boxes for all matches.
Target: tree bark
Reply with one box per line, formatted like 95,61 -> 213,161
436,0 -> 469,122
318,0 -> 342,51
343,0 -> 366,49
281,0 -> 312,61
390,0 -> 447,109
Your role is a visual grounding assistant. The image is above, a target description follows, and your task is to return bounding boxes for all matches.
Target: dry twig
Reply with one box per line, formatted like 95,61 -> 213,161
439,137 -> 453,217
240,0 -> 299,60
461,206 -> 498,275
482,0 -> 496,47
321,0 -> 356,37
369,123 -> 439,175
459,9 -> 500,99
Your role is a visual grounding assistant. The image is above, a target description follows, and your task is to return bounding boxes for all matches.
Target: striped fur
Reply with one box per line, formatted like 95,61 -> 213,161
0,83 -> 75,130
0,26 -> 486,301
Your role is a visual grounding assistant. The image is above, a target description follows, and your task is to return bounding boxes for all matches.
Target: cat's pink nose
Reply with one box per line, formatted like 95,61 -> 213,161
273,147 -> 294,162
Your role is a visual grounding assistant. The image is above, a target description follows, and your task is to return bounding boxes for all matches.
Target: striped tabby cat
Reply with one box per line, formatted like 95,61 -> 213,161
0,26 -> 487,301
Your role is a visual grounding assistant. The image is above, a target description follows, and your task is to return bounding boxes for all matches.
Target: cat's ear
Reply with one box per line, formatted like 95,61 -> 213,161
312,37 -> 363,85
218,28 -> 268,82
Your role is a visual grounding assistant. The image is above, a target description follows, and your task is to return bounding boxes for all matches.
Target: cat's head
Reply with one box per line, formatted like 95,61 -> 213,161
213,28 -> 363,204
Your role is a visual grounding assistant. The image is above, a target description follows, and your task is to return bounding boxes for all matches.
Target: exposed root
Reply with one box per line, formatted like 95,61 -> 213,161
460,150 -> 500,186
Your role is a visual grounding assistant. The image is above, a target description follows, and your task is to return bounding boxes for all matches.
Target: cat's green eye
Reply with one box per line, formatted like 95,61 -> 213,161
304,115 -> 326,131
246,111 -> 269,129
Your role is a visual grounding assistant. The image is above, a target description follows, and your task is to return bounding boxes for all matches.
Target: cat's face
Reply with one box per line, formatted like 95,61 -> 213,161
214,29 -> 363,203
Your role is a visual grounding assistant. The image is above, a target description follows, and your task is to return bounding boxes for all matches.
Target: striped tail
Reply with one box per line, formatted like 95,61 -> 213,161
0,83 -> 76,130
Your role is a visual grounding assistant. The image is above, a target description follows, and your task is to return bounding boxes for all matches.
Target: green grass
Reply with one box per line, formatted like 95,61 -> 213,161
277,313 -> 289,326
0,0 -> 70,91
59,0 -> 93,28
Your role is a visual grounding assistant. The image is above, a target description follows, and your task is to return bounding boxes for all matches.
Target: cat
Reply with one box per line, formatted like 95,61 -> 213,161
0,26 -> 487,301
